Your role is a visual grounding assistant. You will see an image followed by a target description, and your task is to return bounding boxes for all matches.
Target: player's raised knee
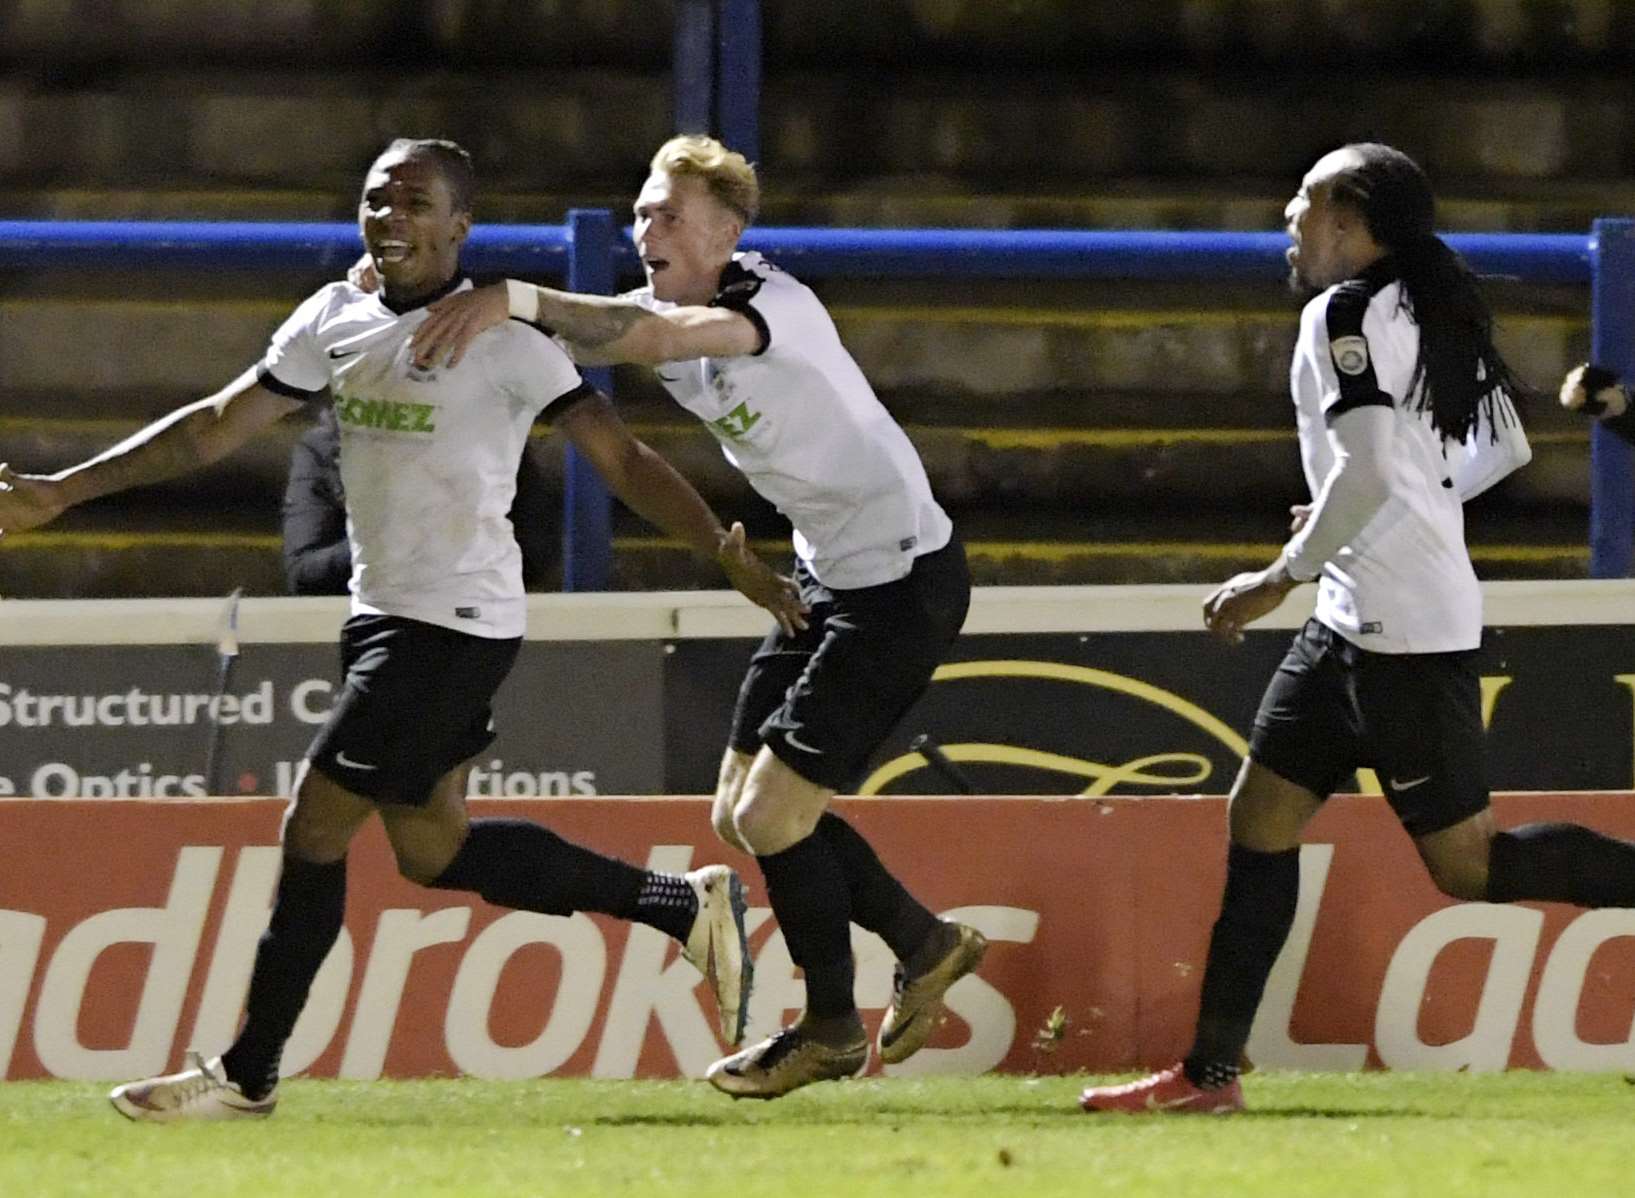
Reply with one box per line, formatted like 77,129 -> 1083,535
711,799 -> 749,852
732,797 -> 807,856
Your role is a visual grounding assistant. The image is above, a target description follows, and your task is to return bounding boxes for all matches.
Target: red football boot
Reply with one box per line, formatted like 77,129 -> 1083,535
1079,1063 -> 1245,1114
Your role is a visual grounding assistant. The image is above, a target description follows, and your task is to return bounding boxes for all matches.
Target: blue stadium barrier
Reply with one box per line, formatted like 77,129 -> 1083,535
0,221 -> 1596,285
0,218 -> 1629,582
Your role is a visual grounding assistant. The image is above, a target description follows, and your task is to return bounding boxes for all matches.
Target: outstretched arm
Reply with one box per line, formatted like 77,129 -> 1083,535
0,368 -> 302,537
410,281 -> 762,370
554,393 -> 807,633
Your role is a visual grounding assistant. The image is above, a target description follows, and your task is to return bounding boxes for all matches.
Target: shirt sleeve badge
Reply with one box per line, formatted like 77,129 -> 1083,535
1330,335 -> 1370,376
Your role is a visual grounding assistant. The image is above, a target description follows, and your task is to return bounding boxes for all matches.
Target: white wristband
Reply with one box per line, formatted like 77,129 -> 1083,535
505,279 -> 540,323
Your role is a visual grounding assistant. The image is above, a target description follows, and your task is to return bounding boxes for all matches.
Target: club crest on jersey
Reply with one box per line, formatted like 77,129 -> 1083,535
1331,335 -> 1370,376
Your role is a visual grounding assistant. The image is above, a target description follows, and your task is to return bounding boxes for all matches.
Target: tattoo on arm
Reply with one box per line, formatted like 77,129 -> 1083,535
534,290 -> 651,350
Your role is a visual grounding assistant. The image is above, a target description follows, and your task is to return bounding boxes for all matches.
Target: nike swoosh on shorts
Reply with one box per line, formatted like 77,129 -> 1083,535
782,730 -> 824,756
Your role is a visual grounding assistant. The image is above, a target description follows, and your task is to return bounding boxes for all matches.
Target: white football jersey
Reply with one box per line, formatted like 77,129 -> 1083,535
258,277 -> 587,638
628,252 -> 952,589
1287,265 -> 1528,653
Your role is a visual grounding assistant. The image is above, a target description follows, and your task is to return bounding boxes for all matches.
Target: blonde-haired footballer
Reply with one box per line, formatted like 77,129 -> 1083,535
405,134 -> 988,1100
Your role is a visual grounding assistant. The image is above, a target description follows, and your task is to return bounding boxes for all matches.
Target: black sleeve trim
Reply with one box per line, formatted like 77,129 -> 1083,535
710,263 -> 771,355
256,363 -> 326,401
1322,281 -> 1393,425
540,381 -> 598,423
710,292 -> 770,355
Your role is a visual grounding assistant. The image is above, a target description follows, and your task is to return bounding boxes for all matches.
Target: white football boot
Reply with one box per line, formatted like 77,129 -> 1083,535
680,865 -> 753,1045
109,1052 -> 277,1123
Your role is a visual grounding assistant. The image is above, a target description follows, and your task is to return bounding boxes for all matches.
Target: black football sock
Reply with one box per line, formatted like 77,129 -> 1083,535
814,812 -> 941,963
1487,822 -> 1635,907
427,818 -> 694,939
632,872 -> 701,942
220,854 -> 347,1102
1183,843 -> 1300,1089
757,831 -> 857,1022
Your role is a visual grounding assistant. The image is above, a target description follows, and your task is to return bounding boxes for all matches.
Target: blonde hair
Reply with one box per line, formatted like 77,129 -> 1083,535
649,135 -> 760,226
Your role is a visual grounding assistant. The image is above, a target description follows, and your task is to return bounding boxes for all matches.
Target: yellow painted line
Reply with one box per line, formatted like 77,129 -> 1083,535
615,537 -> 1590,564
556,424 -> 1298,449
0,298 -> 287,314
0,532 -> 281,550
1469,544 -> 1591,563
828,305 -> 1583,332
958,427 -> 1290,449
829,305 -> 1290,329
0,419 -> 1595,450
965,540 -> 1286,562
0,418 -> 145,435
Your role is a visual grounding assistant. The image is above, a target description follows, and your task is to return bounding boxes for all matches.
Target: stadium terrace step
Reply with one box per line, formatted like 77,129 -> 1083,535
0,524 -> 286,599
0,0 -> 402,65
3,182 -> 1631,234
0,415 -> 300,503
762,72 -> 1635,186
0,0 -> 665,69
4,0 -> 1628,71
827,305 -> 1583,401
0,71 -> 670,192
0,402 -> 1588,526
1,71 -> 1629,192
763,0 -> 1635,70
0,299 -> 1586,402
0,514 -> 1592,601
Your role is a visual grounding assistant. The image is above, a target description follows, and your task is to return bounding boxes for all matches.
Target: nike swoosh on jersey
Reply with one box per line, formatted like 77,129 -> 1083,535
328,347 -> 362,359
1390,774 -> 1432,791
335,750 -> 378,771
656,372 -> 681,382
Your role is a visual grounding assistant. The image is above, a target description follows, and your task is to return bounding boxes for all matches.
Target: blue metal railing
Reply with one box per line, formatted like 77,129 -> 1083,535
674,0 -> 760,161
1,218 -> 1630,580
0,221 -> 1597,285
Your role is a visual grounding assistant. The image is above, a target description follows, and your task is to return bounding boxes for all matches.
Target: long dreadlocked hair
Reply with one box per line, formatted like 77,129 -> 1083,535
1326,143 -> 1530,443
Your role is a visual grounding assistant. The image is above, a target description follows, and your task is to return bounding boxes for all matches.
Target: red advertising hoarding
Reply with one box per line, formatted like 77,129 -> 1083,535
3,794 -> 1632,1082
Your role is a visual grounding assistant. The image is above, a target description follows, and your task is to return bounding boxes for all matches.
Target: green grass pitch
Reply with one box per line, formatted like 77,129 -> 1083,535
2,1072 -> 1630,1197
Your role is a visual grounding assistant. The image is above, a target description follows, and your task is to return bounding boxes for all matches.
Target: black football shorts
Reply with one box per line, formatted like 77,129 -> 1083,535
729,537 -> 971,792
1248,618 -> 1490,837
306,613 -> 520,805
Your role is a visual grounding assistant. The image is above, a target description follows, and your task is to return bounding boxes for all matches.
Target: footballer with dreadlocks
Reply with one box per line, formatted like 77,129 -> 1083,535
1081,143 -> 1635,1114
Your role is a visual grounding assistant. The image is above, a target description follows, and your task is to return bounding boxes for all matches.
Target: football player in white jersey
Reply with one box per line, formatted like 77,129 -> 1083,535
1082,143 -> 1635,1115
409,135 -> 987,1099
0,138 -> 805,1120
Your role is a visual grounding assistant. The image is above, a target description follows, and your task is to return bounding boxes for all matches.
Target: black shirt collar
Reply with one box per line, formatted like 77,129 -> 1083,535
380,272 -> 469,316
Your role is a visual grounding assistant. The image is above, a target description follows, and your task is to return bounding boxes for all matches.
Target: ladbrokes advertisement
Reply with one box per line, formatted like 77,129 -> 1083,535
4,794 -> 1634,1082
